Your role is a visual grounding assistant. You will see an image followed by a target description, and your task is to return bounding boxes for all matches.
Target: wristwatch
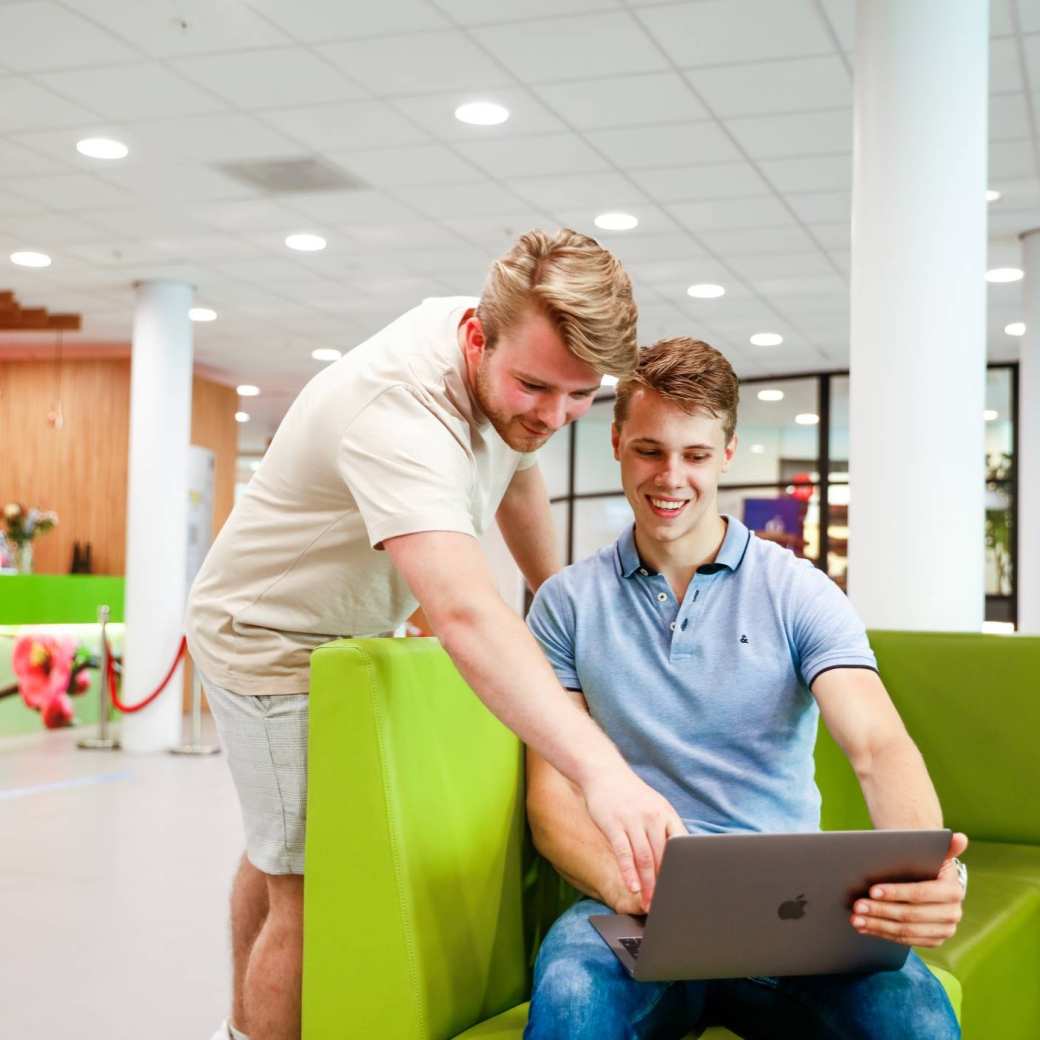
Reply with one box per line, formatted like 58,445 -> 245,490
951,857 -> 968,893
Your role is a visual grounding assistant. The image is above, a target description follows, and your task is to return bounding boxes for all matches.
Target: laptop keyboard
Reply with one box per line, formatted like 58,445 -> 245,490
619,937 -> 643,959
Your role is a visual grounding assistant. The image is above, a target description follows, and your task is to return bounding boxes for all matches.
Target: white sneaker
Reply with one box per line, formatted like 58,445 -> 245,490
209,1021 -> 231,1040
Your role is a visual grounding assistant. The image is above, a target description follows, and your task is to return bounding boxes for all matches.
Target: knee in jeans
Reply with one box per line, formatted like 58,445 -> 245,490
536,959 -> 597,1011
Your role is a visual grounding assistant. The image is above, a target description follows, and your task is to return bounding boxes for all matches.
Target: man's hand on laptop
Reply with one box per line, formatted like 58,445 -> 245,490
581,764 -> 687,913
849,832 -> 969,948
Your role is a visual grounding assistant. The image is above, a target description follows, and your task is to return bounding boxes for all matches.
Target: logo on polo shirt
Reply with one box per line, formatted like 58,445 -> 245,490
740,634 -> 749,644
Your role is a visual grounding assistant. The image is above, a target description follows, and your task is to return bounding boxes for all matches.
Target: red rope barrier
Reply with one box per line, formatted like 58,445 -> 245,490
103,633 -> 187,714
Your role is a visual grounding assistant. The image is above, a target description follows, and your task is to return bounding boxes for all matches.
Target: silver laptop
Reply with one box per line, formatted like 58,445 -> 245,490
590,829 -> 951,981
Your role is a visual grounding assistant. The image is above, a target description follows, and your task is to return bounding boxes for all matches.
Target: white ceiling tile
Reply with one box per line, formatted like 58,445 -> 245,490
990,0 -> 1015,36
669,196 -> 795,232
448,214 -> 559,250
4,172 -> 132,209
1,210 -> 115,246
455,132 -> 610,178
189,198 -> 318,233
330,144 -> 485,187
805,223 -> 851,249
472,12 -> 668,82
0,138 -> 67,177
586,122 -> 741,168
506,171 -> 648,211
637,0 -> 834,67
988,175 -> 1040,208
390,88 -> 567,141
626,162 -> 770,202
437,0 -> 621,24
785,191 -> 850,224
82,207 -> 217,238
990,138 -> 1038,178
755,273 -> 847,297
0,184 -> 44,215
533,72 -> 708,130
317,31 -> 512,95
70,0 -> 290,57
37,63 -> 226,120
758,155 -> 851,193
605,231 -> 707,265
279,189 -> 424,228
990,37 -> 1024,93
62,239 -> 188,267
990,91 -> 1032,140
727,110 -> 851,158
0,2 -> 139,71
345,221 -> 473,251
123,112 -> 303,162
1020,5 -> 1040,34
246,0 -> 449,40
697,225 -> 819,254
0,77 -> 98,133
260,101 -> 429,151
1022,32 -> 1040,87
213,257 -> 344,286
554,204 -> 681,238
685,56 -> 851,117
93,162 -> 258,203
728,251 -> 835,282
171,49 -> 366,109
394,181 -> 532,218
818,0 -> 853,52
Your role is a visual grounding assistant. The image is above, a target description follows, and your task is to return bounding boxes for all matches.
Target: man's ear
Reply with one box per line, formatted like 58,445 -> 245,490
721,432 -> 737,473
459,313 -> 487,367
611,422 -> 621,461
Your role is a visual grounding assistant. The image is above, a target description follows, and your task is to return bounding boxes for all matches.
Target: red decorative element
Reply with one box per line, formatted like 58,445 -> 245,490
788,472 -> 814,503
12,634 -> 75,714
42,691 -> 75,729
74,671 -> 91,693
103,634 -> 187,714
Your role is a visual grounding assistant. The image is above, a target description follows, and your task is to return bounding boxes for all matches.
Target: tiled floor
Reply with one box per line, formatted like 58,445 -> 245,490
1,720 -> 242,1039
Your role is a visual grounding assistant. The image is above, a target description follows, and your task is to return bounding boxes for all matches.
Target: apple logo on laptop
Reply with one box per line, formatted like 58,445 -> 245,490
777,894 -> 808,920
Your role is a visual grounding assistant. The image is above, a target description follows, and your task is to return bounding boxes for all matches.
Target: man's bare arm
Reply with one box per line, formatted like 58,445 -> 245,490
496,463 -> 559,594
526,691 -> 658,914
384,529 -> 685,906
813,667 -> 967,947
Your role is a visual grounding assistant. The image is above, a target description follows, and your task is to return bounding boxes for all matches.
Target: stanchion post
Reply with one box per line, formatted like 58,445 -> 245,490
77,604 -> 120,751
171,653 -> 220,756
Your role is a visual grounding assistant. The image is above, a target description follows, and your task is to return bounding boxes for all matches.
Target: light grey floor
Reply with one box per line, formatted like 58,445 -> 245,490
1,720 -> 243,1039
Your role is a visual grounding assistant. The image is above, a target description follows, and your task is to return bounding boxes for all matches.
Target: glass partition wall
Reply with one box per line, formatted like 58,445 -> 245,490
546,364 -> 1019,628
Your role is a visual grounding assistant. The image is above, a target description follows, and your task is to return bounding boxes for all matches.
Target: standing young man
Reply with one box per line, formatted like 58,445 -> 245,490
186,230 -> 687,1040
525,338 -> 967,1039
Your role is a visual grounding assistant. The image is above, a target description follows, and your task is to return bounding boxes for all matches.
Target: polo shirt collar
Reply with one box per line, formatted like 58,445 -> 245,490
615,514 -> 752,578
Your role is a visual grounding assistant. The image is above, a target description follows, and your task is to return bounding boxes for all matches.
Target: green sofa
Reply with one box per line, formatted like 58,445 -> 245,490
304,632 -> 1040,1039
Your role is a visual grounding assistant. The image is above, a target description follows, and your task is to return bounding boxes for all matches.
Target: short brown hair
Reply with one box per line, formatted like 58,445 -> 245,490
614,338 -> 739,441
477,228 -> 638,378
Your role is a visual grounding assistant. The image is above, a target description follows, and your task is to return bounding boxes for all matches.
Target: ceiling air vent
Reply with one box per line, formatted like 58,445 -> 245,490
216,157 -> 368,194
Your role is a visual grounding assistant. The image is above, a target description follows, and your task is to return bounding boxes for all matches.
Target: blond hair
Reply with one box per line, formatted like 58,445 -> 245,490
614,338 -> 740,442
477,228 -> 638,378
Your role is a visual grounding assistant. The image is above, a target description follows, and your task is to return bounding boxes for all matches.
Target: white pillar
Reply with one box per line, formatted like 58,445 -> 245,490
1019,230 -> 1040,633
120,280 -> 193,752
848,0 -> 988,631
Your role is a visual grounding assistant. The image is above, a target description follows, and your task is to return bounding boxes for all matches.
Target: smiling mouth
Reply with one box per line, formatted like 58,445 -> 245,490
519,420 -> 550,438
646,495 -> 690,518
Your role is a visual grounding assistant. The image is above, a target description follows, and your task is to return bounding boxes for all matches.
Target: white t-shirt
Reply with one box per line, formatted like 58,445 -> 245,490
186,296 -> 535,695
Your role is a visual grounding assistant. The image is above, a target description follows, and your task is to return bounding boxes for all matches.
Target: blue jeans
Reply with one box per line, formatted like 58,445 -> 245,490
524,899 -> 960,1040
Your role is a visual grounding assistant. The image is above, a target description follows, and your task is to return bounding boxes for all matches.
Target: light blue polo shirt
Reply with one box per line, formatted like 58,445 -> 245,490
527,516 -> 878,835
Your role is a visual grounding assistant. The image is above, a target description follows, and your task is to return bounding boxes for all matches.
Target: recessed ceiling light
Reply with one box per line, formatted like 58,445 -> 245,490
601,374 -> 619,388
757,389 -> 784,402
189,307 -> 217,322
687,283 -> 726,299
237,384 -> 260,397
594,212 -> 639,231
795,412 -> 820,425
76,137 -> 128,160
750,444 -> 765,454
248,459 -> 261,471
750,332 -> 783,347
984,409 -> 999,422
235,411 -> 250,423
1005,322 -> 1026,336
285,233 -> 326,252
986,189 -> 1001,203
10,250 -> 51,268
454,101 -> 510,126
312,348 -> 342,362
986,267 -> 1023,283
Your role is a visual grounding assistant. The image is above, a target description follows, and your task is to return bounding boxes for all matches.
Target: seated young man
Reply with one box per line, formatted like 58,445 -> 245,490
524,338 -> 967,1040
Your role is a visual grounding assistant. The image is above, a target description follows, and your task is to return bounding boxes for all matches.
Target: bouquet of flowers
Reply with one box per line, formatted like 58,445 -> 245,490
0,634 -> 94,728
2,503 -> 58,545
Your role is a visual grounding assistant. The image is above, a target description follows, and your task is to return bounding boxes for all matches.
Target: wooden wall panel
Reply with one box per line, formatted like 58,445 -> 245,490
0,357 -> 238,575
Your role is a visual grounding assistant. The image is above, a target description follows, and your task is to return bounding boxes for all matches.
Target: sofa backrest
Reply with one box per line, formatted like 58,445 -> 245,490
304,638 -> 528,1040
817,631 -> 1040,845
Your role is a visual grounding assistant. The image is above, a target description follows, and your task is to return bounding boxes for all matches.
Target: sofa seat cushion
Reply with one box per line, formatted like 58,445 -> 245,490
960,840 -> 1040,888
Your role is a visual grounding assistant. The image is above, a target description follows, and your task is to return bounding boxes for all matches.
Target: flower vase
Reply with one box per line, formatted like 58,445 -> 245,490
16,542 -> 33,574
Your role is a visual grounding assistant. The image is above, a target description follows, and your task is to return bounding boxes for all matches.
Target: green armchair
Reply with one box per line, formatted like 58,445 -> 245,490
303,632 -> 1039,1039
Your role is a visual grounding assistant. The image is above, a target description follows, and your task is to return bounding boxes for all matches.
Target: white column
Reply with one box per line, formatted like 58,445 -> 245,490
848,0 -> 988,631
120,280 -> 193,752
1019,230 -> 1040,633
